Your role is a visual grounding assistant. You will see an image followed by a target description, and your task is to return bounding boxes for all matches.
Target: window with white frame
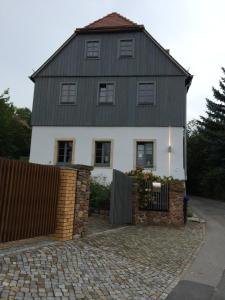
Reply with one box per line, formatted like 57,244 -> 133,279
137,82 -> 156,105
57,141 -> 73,164
94,141 -> 111,167
86,40 -> 100,58
136,141 -> 154,168
60,83 -> 77,104
98,83 -> 115,104
119,39 -> 134,57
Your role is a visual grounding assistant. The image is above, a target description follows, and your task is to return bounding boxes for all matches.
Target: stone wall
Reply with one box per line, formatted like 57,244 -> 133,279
73,165 -> 93,237
132,179 -> 185,226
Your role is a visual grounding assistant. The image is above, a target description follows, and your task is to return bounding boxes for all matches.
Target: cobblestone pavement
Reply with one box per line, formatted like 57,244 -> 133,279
0,222 -> 204,300
87,215 -> 120,235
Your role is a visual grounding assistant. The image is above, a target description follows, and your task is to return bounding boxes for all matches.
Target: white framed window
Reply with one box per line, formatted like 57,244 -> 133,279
60,83 -> 77,104
98,82 -> 115,104
56,140 -> 73,165
136,141 -> 154,168
137,82 -> 156,105
94,141 -> 111,167
118,39 -> 134,58
85,40 -> 100,58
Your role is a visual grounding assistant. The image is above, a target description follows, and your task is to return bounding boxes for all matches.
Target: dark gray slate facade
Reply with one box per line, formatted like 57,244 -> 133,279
31,29 -> 191,127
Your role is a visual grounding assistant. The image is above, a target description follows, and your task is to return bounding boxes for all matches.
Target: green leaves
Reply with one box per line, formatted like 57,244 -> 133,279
90,179 -> 110,210
0,89 -> 31,159
188,67 -> 225,200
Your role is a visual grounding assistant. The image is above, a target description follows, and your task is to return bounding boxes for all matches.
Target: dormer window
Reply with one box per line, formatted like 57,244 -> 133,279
86,40 -> 100,58
119,39 -> 134,58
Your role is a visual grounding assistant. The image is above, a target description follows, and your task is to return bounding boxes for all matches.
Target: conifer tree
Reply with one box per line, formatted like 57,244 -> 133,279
199,67 -> 225,198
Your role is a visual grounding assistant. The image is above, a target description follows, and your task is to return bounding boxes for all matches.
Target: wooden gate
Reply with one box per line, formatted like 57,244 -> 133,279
110,169 -> 133,225
0,158 -> 60,243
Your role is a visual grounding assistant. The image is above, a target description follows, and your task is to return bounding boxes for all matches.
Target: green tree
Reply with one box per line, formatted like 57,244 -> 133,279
0,89 -> 31,159
198,67 -> 225,199
186,120 -> 207,195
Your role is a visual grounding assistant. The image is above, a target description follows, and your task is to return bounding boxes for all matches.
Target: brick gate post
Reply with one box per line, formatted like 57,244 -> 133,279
52,167 -> 77,241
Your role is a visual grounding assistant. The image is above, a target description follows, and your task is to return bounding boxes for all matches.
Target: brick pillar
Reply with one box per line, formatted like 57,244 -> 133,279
52,168 -> 77,241
72,165 -> 93,237
169,181 -> 185,225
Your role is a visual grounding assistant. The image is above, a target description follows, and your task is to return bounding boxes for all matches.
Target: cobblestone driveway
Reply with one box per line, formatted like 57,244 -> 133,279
0,223 -> 203,300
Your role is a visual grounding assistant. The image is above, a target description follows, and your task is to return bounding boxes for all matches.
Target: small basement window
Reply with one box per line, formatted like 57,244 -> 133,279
136,141 -> 154,168
94,141 -> 111,167
86,40 -> 100,58
60,83 -> 77,104
98,83 -> 115,104
119,39 -> 134,57
137,82 -> 156,105
57,140 -> 73,164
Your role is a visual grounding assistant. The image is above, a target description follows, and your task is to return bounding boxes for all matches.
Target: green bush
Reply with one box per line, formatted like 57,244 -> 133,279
90,178 -> 110,210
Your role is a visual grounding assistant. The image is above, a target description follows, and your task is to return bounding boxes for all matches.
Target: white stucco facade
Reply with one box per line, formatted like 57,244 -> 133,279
30,126 -> 185,182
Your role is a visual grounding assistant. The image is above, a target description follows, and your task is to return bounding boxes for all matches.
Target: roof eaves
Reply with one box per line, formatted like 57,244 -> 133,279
75,25 -> 144,34
143,29 -> 192,79
30,32 -> 77,82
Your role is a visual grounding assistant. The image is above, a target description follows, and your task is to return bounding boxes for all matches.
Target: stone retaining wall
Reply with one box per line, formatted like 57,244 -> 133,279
73,165 -> 93,237
132,180 -> 185,226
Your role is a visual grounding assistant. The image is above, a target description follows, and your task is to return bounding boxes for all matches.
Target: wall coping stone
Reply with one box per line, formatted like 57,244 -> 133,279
65,164 -> 93,171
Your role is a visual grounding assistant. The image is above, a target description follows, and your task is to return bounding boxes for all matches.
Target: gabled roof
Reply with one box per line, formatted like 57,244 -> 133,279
30,12 -> 192,84
86,12 -> 139,28
75,12 -> 144,33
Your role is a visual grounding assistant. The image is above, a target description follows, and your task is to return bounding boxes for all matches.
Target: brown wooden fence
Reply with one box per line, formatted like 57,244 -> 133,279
0,158 -> 60,243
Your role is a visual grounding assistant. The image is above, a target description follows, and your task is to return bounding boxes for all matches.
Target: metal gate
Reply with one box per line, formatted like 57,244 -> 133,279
110,169 -> 133,225
0,158 -> 59,243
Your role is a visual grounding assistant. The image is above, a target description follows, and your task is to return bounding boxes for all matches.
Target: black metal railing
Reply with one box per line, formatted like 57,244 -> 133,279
139,181 -> 169,211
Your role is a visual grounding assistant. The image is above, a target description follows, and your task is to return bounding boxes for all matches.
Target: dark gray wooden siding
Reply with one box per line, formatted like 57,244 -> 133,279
37,31 -> 184,77
32,76 -> 186,126
32,31 -> 188,127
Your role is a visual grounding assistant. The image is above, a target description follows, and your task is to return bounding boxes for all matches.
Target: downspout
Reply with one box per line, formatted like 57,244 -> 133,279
168,126 -> 172,177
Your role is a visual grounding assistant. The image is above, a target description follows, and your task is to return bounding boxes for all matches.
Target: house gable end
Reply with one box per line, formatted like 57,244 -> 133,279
30,13 -> 191,81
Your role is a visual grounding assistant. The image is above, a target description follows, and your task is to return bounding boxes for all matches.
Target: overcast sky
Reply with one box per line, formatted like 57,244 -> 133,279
1,0 -> 225,121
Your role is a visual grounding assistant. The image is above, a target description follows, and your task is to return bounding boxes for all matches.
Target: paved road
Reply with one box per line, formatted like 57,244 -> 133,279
0,223 -> 203,300
185,196 -> 225,287
167,196 -> 225,300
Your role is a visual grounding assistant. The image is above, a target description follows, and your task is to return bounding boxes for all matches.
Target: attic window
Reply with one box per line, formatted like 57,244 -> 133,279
60,83 -> 77,104
86,40 -> 100,58
137,82 -> 156,105
119,39 -> 134,57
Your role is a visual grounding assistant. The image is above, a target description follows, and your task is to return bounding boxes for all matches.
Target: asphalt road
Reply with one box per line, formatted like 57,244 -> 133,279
167,196 -> 225,300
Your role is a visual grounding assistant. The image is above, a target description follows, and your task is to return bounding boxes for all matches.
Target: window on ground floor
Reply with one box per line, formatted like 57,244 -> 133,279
94,141 -> 111,167
57,140 -> 73,164
136,141 -> 154,168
